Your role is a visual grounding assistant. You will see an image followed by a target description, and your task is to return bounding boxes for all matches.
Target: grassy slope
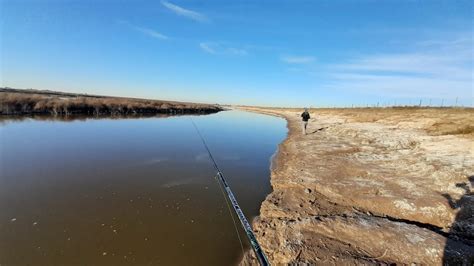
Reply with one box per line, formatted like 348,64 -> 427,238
0,88 -> 222,115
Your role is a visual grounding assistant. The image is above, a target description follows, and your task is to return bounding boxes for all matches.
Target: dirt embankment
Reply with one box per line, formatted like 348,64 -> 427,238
0,88 -> 222,115
241,107 -> 473,265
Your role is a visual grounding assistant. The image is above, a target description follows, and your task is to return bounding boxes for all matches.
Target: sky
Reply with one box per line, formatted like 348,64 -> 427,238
1,0 -> 473,107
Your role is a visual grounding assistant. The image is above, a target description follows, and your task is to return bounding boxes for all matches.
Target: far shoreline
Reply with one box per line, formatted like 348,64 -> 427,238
0,88 -> 223,116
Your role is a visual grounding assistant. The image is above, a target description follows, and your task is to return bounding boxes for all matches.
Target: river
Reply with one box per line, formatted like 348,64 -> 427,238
0,110 -> 286,265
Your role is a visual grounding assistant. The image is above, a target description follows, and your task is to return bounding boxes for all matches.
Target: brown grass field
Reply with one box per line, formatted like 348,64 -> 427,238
0,88 -> 222,115
239,105 -> 474,137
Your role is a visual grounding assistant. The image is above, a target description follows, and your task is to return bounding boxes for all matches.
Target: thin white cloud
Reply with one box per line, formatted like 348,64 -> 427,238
161,1 -> 208,22
416,37 -> 471,49
134,26 -> 169,40
331,54 -> 471,80
199,42 -> 247,56
281,56 -> 315,64
119,20 -> 169,40
199,42 -> 217,54
324,73 -> 470,99
320,35 -> 473,100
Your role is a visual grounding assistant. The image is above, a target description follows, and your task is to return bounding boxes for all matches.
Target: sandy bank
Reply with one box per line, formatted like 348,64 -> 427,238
240,107 -> 473,265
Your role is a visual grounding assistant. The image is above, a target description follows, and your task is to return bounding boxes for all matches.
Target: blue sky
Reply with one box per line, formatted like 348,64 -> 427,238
1,0 -> 472,107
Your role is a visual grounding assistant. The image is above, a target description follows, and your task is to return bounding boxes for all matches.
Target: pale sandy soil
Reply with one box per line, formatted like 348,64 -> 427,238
240,107 -> 473,265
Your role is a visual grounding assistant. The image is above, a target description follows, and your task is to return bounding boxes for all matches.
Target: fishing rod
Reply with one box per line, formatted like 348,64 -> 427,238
190,119 -> 270,266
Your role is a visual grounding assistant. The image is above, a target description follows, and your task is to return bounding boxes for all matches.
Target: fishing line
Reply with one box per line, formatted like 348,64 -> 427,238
214,173 -> 245,255
190,118 -> 270,266
191,118 -> 243,252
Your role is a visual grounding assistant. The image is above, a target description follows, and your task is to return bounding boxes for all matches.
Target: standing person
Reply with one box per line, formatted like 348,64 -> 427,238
301,108 -> 310,135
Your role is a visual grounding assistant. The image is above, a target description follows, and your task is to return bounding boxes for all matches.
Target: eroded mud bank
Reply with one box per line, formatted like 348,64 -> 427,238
240,107 -> 473,265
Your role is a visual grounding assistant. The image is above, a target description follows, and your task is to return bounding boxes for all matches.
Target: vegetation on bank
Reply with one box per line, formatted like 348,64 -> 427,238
0,88 -> 222,115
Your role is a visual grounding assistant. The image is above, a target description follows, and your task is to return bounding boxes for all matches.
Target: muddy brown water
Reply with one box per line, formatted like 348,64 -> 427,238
0,110 -> 287,265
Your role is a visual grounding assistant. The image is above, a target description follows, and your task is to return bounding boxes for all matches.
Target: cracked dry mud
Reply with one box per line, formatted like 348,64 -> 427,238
240,107 -> 473,265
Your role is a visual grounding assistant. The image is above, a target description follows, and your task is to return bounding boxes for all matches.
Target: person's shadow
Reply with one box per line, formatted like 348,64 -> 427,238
442,175 -> 474,265
309,127 -> 328,134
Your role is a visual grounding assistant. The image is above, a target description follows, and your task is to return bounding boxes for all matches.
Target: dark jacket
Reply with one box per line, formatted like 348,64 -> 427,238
301,111 -> 310,121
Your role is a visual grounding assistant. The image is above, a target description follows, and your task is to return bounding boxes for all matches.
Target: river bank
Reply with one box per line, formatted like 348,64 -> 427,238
0,88 -> 222,115
240,107 -> 473,265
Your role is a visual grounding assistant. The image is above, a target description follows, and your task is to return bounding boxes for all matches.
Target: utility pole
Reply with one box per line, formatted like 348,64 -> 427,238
441,99 -> 444,107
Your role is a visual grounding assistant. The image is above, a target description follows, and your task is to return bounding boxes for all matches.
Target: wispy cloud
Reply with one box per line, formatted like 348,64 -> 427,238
199,42 -> 216,54
119,20 -> 169,40
199,42 -> 247,56
134,26 -> 169,40
416,37 -> 471,49
320,36 -> 472,99
281,55 -> 315,64
161,1 -> 208,22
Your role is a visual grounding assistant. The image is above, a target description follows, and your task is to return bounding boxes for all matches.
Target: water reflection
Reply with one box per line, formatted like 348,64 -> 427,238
0,110 -> 286,265
0,113 -> 206,124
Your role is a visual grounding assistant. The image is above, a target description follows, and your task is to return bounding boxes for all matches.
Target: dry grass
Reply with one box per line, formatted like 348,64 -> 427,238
432,125 -> 474,136
0,88 -> 222,115
314,107 -> 474,137
241,105 -> 474,137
